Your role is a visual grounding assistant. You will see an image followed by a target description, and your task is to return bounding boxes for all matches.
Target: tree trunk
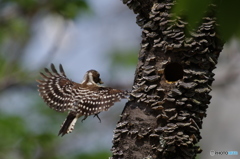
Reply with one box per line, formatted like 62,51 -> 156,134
111,0 -> 223,159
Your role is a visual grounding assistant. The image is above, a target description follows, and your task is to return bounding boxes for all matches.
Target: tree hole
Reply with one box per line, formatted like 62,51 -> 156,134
164,62 -> 183,82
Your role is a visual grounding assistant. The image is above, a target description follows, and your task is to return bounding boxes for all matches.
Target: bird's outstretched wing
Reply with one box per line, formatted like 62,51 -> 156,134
37,64 -> 129,136
36,64 -> 77,112
37,64 -> 128,115
71,87 -> 129,116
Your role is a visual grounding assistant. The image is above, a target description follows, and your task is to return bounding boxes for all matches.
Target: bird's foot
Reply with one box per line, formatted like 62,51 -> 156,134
93,114 -> 101,123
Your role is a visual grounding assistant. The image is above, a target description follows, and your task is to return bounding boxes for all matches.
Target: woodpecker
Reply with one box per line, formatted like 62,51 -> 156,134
36,64 -> 128,136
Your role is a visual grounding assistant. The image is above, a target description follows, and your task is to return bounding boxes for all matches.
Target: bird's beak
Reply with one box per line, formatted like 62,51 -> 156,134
99,79 -> 104,84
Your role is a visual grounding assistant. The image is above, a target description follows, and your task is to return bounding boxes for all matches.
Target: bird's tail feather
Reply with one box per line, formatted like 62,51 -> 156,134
58,113 -> 79,136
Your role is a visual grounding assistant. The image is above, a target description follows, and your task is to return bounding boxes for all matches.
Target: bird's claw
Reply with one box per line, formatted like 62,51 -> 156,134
93,114 -> 101,123
81,116 -> 88,122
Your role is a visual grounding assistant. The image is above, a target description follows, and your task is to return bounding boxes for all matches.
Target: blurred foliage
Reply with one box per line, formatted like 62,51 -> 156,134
110,49 -> 138,68
0,112 -> 111,159
75,152 -> 111,159
0,114 -> 59,159
0,55 -> 31,92
108,49 -> 138,84
0,0 -> 89,44
0,0 -> 110,159
172,0 -> 240,41
0,0 -> 90,87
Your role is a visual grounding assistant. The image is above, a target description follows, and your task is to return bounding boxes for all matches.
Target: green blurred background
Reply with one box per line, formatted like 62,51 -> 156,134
0,0 -> 138,158
0,0 -> 240,159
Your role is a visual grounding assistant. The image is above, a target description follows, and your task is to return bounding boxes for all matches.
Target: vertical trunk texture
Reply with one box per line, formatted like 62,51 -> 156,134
111,0 -> 223,159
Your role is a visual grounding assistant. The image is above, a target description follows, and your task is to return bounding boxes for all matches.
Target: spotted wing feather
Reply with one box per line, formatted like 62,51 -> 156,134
37,64 -> 128,115
71,87 -> 128,116
37,64 -> 76,112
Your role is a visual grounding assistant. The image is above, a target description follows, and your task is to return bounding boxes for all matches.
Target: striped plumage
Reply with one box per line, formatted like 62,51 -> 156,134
36,64 -> 128,136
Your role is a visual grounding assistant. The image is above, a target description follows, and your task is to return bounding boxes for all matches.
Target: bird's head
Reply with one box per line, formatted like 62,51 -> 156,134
81,70 -> 103,85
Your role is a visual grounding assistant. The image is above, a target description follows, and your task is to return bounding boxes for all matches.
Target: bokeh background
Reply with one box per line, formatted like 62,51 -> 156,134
0,0 -> 239,159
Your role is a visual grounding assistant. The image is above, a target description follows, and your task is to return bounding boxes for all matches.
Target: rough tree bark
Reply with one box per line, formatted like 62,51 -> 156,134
111,0 -> 223,159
